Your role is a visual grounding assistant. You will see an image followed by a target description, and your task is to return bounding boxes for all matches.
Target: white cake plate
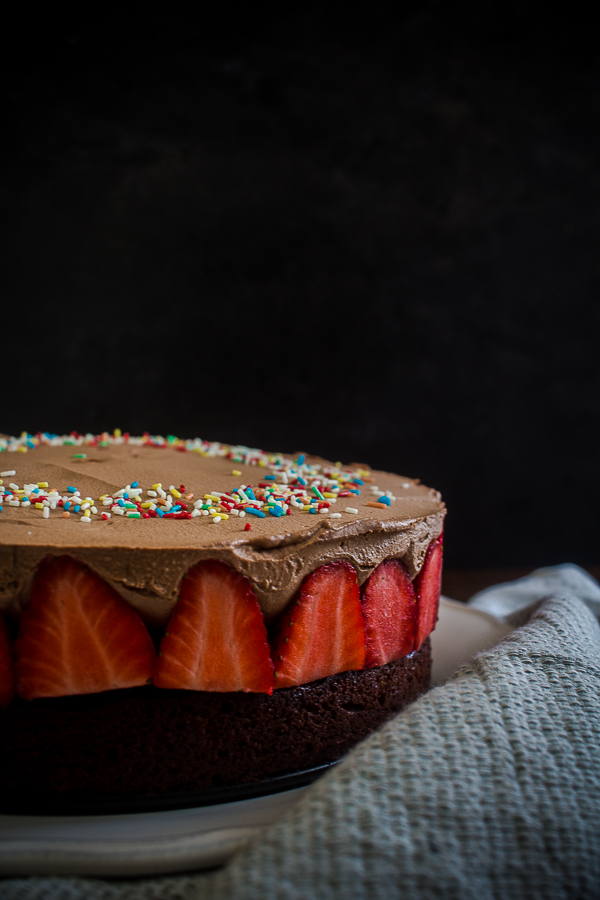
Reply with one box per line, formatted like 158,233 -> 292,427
0,598 -> 511,877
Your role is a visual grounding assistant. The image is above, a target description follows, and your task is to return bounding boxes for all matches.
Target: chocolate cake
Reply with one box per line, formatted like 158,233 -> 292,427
0,432 -> 444,805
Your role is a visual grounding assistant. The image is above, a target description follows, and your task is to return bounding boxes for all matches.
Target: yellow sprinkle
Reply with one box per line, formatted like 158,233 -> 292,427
17,446 -> 28,453
152,483 -> 162,490
207,493 -> 221,502
114,428 -> 121,438
322,492 -> 336,498
258,460 -> 267,467
37,482 -> 49,488
232,469 -> 242,476
141,501 -> 153,508
35,502 -> 45,510
170,488 -> 181,499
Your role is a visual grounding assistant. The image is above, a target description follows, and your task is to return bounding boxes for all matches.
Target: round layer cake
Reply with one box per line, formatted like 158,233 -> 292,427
0,432 -> 445,805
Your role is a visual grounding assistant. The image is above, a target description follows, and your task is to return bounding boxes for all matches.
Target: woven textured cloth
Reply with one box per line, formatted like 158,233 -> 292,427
3,566 -> 600,900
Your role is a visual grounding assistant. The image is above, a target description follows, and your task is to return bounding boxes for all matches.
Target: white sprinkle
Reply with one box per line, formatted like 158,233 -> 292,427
345,507 -> 359,514
213,515 -> 222,524
193,499 -> 203,509
91,506 -> 98,515
43,507 -> 50,519
201,509 -> 209,516
1,470 -> 16,477
403,483 -> 411,489
9,483 -> 19,490
113,507 -> 125,515
21,500 -> 31,507
230,508 -> 239,516
191,509 -> 201,517
81,516 -> 91,523
148,490 -> 158,498
50,501 -> 57,509
319,507 -> 329,514
8,500 -> 20,506
239,510 -> 246,517
330,512 -> 342,518
81,502 -> 91,511
103,499 -> 113,506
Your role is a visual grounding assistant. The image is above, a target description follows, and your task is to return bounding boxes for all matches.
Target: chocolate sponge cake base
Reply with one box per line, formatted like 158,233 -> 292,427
0,640 -> 430,806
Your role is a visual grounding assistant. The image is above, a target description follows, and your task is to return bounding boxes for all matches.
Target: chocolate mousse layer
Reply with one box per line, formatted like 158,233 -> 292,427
0,439 -> 445,623
0,640 -> 431,803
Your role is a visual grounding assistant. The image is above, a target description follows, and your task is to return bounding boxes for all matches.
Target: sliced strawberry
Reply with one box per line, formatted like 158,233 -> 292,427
361,559 -> 416,667
271,560 -> 365,689
0,614 -> 15,708
414,538 -> 443,650
15,556 -> 156,700
154,560 -> 274,694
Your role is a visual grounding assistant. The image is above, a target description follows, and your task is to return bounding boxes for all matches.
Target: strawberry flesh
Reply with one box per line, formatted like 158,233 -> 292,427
154,559 -> 274,694
414,538 -> 443,650
271,560 -> 365,689
0,614 -> 15,708
15,556 -> 156,700
361,559 -> 416,667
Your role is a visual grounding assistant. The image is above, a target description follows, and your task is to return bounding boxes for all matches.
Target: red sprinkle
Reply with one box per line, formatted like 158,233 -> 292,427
244,522 -> 251,531
179,485 -> 186,492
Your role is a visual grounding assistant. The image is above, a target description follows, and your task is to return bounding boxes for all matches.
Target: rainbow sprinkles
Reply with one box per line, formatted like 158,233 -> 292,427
0,431 -> 402,526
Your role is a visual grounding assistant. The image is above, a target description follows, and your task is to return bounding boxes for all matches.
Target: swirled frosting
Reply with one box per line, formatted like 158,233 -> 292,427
0,437 -> 445,623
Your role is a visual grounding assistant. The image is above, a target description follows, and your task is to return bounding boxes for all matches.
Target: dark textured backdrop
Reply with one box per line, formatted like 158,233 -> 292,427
2,7 -> 599,567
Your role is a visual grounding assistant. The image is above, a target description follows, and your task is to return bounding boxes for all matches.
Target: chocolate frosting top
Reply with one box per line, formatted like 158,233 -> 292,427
0,439 -> 445,624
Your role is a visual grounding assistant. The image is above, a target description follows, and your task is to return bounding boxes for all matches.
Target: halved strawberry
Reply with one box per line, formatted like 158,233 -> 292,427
154,560 -> 274,694
15,556 -> 156,700
414,538 -> 443,650
361,559 -> 416,667
271,560 -> 365,689
0,614 -> 15,708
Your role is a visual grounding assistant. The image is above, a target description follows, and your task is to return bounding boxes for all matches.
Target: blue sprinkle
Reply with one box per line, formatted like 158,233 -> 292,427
353,478 -> 364,486
297,477 -> 306,486
73,505 -> 81,513
33,488 -> 39,494
268,505 -> 284,517
350,489 -> 360,495
64,501 -> 71,510
0,506 -> 3,513
117,499 -> 126,508
297,454 -> 305,465
171,505 -> 182,514
264,475 -> 276,481
309,507 -> 316,514
123,493 -> 129,499
27,440 -> 35,449
378,495 -> 391,506
245,507 -> 266,518
67,486 -> 76,493
131,481 -> 139,488
156,507 -> 164,517
246,488 -> 256,500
